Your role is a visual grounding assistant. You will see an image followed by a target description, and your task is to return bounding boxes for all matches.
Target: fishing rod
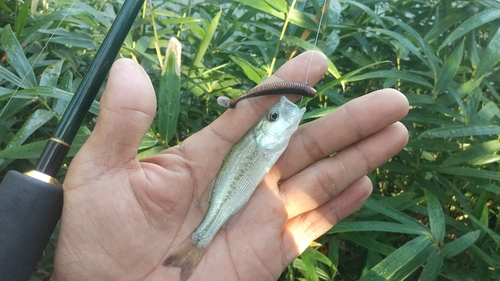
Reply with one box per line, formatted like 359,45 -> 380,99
0,0 -> 145,279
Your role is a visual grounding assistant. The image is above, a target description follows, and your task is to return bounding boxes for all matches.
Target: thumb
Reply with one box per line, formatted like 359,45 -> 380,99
71,59 -> 156,174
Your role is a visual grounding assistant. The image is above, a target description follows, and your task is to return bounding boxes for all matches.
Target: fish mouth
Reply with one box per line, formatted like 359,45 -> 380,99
280,96 -> 306,123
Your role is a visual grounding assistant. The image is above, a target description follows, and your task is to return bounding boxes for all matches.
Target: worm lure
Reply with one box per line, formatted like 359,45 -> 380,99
217,81 -> 316,108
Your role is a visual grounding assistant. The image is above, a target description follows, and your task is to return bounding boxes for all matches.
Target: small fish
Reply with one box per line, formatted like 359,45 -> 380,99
162,96 -> 306,281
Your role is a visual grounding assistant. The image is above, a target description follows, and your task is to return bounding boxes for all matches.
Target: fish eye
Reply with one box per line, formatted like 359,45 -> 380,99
267,110 -> 279,122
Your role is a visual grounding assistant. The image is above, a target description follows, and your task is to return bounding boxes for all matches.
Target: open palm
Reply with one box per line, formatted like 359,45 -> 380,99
52,51 -> 409,281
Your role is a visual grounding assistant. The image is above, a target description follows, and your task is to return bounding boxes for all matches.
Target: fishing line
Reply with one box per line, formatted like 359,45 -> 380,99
304,0 -> 327,89
281,1 -> 326,166
217,1 -> 327,109
0,0 -> 78,118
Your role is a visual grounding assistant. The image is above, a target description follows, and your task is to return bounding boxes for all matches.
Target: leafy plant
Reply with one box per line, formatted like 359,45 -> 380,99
1,0 -> 499,280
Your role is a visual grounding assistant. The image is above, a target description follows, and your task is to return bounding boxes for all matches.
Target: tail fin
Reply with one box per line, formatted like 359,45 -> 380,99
162,235 -> 207,281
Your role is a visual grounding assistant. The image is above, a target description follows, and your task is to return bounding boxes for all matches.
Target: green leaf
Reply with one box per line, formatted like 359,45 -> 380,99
0,134 -> 89,159
264,0 -> 287,13
5,109 -> 54,148
343,233 -> 396,256
318,61 -> 391,91
439,8 -> 500,50
475,27 -> 500,78
342,0 -> 388,29
437,166 -> 500,181
418,252 -> 443,281
330,221 -> 427,235
0,86 -> 99,116
482,183 -> 500,196
229,55 -> 266,85
441,230 -> 481,258
470,245 -> 500,268
363,198 -> 430,233
296,248 -> 320,281
192,9 -> 222,68
419,125 -> 500,138
346,70 -> 433,89
470,101 -> 500,124
390,244 -> 437,281
302,106 -> 337,120
368,28 -> 427,67
1,25 -> 37,88
424,7 -> 475,42
424,190 -> 445,243
137,146 -> 164,160
0,0 -> 12,12
234,0 -> 316,30
158,38 -> 181,143
14,0 -> 30,37
406,139 -> 460,151
435,40 -> 464,96
473,190 -> 490,227
464,211 -> 500,245
384,16 -> 439,75
359,235 -> 432,281
39,60 -> 64,87
52,70 -> 73,116
0,65 -> 28,88
442,140 -> 500,166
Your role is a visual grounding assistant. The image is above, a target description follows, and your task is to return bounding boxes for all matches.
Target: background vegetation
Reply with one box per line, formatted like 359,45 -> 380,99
1,0 -> 499,280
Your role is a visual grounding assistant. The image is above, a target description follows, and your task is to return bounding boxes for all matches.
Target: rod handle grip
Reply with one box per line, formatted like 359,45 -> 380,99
0,170 -> 63,280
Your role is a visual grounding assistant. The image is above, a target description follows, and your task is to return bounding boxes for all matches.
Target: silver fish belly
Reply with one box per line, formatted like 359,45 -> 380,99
162,96 -> 306,281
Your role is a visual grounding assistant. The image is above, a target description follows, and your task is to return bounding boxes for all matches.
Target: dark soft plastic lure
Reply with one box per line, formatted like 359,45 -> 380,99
217,81 -> 316,108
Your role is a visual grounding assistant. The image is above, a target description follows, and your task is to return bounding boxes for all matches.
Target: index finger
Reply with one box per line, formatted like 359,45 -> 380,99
273,88 -> 409,181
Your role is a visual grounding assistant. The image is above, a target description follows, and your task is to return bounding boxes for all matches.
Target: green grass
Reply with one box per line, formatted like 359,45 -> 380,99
1,0 -> 499,280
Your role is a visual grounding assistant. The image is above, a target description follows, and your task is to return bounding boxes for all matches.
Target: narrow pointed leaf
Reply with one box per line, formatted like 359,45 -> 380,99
1,25 -> 37,87
424,8 -> 475,42
345,70 -> 433,89
0,0 -> 12,12
470,101 -> 500,124
437,166 -> 500,181
5,109 -> 54,148
363,198 -> 430,233
359,235 -> 432,281
475,27 -> 500,78
330,221 -> 427,235
137,146 -> 164,160
0,134 -> 89,159
419,125 -> 500,138
192,10 -> 222,68
229,55 -> 266,84
159,38 -> 181,143
442,140 -> 500,166
441,230 -> 481,258
40,60 -> 64,87
0,86 -> 100,115
343,233 -> 396,256
435,40 -> 464,96
439,8 -> 500,49
418,252 -> 444,281
424,190 -> 445,243
0,65 -> 27,88
390,245 -> 437,281
297,248 -> 320,281
14,0 -> 30,37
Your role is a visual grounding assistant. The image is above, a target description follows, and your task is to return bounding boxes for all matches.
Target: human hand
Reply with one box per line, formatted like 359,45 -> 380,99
51,51 -> 409,280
